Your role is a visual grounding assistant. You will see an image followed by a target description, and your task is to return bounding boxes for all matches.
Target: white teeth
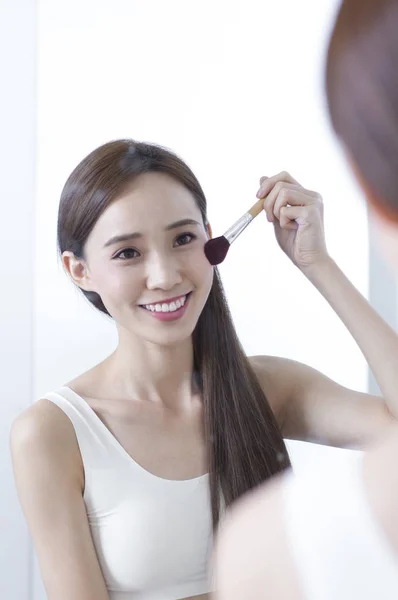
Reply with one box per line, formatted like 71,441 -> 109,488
144,295 -> 187,313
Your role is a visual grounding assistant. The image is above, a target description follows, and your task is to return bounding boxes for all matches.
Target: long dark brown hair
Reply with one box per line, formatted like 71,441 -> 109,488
326,0 -> 398,220
57,139 -> 291,527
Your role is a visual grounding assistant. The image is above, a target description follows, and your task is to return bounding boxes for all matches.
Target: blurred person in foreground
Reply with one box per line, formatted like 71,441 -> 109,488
215,1 -> 398,599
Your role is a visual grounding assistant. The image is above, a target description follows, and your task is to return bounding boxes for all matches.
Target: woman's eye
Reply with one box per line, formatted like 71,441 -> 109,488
175,232 -> 197,246
114,248 -> 140,260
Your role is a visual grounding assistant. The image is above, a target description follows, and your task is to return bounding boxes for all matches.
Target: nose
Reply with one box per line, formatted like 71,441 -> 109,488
145,250 -> 183,291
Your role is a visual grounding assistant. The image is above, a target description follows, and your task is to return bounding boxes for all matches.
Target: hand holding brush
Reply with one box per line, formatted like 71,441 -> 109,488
204,172 -> 328,270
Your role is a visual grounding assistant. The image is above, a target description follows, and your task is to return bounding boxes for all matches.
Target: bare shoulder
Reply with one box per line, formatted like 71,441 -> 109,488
10,401 -> 109,599
249,354 -> 303,382
220,469 -> 287,539
10,398 -> 84,489
248,355 -> 300,425
11,398 -> 78,444
215,470 -> 303,600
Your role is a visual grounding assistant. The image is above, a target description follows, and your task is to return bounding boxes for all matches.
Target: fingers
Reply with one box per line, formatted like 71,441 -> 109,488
256,172 -> 322,226
264,185 -> 321,223
275,188 -> 320,218
257,171 -> 300,198
279,205 -> 307,229
263,183 -> 299,221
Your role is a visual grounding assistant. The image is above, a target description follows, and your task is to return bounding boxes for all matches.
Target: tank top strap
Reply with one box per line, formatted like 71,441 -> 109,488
41,386 -> 115,464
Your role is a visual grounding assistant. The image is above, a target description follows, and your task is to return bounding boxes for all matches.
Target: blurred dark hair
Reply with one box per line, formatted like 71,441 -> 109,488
326,0 -> 398,219
57,139 -> 291,526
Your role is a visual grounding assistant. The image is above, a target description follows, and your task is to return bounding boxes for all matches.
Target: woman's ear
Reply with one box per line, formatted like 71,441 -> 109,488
206,222 -> 213,239
62,251 -> 96,292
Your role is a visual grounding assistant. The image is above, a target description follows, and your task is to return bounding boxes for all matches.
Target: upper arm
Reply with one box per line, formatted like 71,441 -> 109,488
250,355 -> 396,449
10,400 -> 109,600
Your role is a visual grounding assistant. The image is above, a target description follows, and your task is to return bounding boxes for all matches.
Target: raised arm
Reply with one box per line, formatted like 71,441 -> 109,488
257,172 -> 398,413
10,400 -> 110,600
252,172 -> 398,448
251,354 -> 395,449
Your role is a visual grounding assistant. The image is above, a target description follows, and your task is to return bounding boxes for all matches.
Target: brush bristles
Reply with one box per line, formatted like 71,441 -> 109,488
204,236 -> 230,265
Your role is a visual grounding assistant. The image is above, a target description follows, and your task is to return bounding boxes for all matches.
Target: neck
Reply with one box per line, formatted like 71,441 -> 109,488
103,332 -> 199,410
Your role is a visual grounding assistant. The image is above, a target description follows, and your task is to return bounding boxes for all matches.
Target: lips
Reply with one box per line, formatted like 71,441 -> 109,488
140,292 -> 192,321
138,292 -> 192,308
139,292 -> 191,309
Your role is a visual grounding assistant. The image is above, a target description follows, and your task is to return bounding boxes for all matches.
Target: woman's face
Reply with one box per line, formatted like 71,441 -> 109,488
74,171 -> 214,346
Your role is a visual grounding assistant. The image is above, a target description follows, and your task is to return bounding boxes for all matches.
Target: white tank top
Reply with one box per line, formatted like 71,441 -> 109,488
42,386 -> 215,600
282,453 -> 398,600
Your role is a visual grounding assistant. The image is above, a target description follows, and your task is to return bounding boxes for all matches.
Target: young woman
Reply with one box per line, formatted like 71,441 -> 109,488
215,1 -> 398,599
10,134 -> 397,600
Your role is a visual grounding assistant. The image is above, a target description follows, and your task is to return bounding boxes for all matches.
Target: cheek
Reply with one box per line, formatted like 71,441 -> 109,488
190,250 -> 214,291
93,262 -> 141,300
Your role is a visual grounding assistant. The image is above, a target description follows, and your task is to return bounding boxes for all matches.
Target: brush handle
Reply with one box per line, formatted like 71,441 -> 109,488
248,196 -> 266,218
224,212 -> 254,243
223,197 -> 265,244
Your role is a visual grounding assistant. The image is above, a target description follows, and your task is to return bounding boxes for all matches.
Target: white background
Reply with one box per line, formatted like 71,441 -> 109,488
2,1 -> 386,598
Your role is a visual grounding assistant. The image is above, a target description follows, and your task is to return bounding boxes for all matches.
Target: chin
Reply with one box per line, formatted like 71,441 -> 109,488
142,328 -> 195,348
132,310 -> 198,345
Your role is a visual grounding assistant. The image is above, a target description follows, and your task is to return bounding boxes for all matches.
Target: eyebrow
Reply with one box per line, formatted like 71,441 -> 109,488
103,218 -> 202,248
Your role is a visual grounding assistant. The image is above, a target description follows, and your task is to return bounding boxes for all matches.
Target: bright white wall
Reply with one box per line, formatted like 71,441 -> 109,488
34,1 -> 369,595
0,1 -> 37,598
35,0 -> 369,399
1,0 -> 377,598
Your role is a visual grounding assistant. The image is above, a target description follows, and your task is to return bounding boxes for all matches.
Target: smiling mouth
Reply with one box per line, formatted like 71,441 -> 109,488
139,292 -> 192,314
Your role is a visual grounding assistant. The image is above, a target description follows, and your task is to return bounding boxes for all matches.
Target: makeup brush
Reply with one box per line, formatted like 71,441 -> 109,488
204,196 -> 265,265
